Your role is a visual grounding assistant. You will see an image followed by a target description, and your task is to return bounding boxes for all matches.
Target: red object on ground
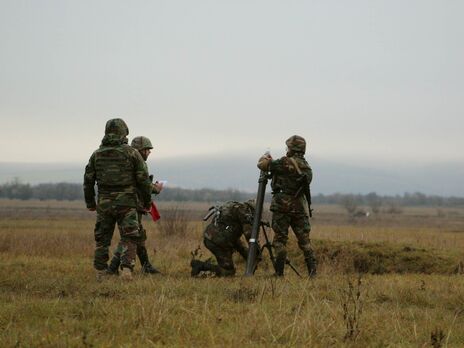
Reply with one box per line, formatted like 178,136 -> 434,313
149,201 -> 160,221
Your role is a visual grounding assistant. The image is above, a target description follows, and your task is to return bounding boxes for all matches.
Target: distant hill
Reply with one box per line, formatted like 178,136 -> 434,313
1,155 -> 463,196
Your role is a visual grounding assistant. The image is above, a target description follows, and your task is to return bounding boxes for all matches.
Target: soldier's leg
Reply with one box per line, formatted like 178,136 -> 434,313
191,238 -> 218,276
137,244 -> 161,274
107,244 -> 123,275
136,219 -> 161,274
109,216 -> 144,274
204,239 -> 236,276
116,207 -> 140,278
291,214 -> 317,277
214,250 -> 236,277
93,210 -> 116,271
235,241 -> 249,261
271,212 -> 290,276
135,214 -> 146,267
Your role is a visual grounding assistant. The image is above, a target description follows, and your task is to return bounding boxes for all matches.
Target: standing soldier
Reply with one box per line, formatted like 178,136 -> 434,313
107,136 -> 163,275
83,119 -> 152,281
257,135 -> 317,277
191,200 -> 255,277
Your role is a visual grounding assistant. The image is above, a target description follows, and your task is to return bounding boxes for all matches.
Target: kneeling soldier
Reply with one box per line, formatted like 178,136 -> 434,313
191,200 -> 255,277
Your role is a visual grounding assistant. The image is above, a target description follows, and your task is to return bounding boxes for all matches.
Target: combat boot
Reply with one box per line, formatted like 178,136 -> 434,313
142,262 -> 161,274
107,256 -> 120,275
202,260 -> 227,276
191,259 -> 206,277
305,257 -> 317,278
120,267 -> 133,281
137,247 -> 161,274
274,258 -> 285,277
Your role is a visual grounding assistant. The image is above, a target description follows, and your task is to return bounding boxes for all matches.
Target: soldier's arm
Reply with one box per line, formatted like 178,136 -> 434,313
239,226 -> 263,263
133,151 -> 152,209
268,158 -> 286,174
242,223 -> 253,241
306,166 -> 313,184
257,154 -> 285,174
146,163 -> 164,196
83,153 -> 97,210
235,238 -> 249,261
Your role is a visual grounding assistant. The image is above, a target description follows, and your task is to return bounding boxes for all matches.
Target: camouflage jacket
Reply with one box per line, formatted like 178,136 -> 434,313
83,134 -> 152,210
203,201 -> 253,249
269,154 -> 312,215
134,162 -> 160,212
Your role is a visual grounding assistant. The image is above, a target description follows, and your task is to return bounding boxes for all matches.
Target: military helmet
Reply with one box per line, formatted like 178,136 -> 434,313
105,118 -> 129,137
285,135 -> 306,154
131,136 -> 153,150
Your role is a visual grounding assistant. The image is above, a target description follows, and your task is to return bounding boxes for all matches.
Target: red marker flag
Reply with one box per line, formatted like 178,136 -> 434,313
149,201 -> 160,221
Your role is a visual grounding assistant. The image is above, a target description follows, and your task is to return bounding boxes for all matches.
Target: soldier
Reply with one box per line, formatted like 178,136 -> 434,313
84,119 -> 152,281
257,135 -> 317,277
191,200 -> 255,277
107,136 -> 163,275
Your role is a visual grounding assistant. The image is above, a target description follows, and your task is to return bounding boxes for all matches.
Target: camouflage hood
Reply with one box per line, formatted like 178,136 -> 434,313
101,118 -> 129,146
101,133 -> 128,146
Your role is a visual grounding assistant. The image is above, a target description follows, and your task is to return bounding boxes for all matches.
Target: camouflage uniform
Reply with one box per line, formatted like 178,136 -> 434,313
108,136 -> 161,274
84,119 -> 152,274
191,201 -> 254,277
258,135 -> 317,277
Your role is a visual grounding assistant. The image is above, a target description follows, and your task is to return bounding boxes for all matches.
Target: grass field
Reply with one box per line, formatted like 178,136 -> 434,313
1,199 -> 464,347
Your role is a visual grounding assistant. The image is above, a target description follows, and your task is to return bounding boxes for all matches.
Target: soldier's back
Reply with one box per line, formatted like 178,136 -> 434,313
95,143 -> 139,208
270,155 -> 312,214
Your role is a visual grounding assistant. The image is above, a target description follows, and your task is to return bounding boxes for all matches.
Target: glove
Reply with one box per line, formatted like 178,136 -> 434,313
257,154 -> 272,171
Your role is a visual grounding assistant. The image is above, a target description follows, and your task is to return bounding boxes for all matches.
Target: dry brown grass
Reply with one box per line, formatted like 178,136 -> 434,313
1,200 -> 464,346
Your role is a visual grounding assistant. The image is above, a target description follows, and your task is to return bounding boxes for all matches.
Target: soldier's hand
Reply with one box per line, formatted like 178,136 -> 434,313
257,154 -> 272,171
88,207 -> 96,212
153,181 -> 164,193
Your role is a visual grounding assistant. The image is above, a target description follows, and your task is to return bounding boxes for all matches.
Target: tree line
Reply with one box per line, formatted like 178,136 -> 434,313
0,179 -> 463,207
0,179 -> 254,203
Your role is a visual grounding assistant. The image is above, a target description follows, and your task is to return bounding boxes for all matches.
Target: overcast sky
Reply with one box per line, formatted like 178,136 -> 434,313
0,0 -> 463,165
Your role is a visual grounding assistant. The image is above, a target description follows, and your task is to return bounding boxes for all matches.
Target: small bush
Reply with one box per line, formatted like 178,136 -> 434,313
340,274 -> 364,341
430,328 -> 445,348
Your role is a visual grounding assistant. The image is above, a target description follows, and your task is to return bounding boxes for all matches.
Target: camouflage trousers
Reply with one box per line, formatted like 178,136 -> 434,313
112,215 -> 149,266
203,239 -> 238,277
93,205 -> 140,271
271,211 -> 315,262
